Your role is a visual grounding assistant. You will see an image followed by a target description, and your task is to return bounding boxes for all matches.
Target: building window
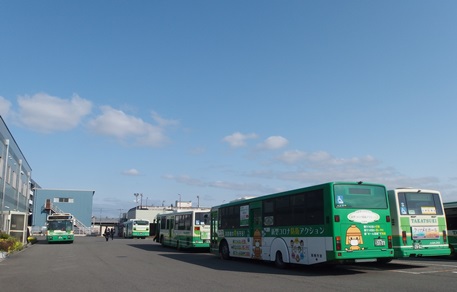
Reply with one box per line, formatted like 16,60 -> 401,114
12,170 -> 17,189
53,197 -> 74,203
7,165 -> 11,184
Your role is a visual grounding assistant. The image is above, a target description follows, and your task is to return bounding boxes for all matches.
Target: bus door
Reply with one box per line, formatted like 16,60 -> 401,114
210,209 -> 219,253
167,217 -> 174,242
249,202 -> 263,259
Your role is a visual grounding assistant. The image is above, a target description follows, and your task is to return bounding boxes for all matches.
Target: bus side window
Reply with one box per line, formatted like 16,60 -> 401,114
398,193 -> 407,214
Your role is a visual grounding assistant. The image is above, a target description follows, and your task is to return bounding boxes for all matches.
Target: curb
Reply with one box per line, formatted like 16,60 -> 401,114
0,251 -> 8,262
0,242 -> 32,263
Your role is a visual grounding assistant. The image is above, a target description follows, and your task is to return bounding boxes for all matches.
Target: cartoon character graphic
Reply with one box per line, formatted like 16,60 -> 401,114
290,238 -> 306,262
252,229 -> 262,259
345,225 -> 364,251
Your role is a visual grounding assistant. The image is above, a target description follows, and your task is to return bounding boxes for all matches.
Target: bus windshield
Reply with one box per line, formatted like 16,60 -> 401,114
48,220 -> 73,231
334,184 -> 388,209
134,220 -> 149,225
195,212 -> 210,225
398,192 -> 443,215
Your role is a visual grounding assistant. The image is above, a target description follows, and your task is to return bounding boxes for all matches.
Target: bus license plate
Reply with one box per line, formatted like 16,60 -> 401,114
374,239 -> 385,246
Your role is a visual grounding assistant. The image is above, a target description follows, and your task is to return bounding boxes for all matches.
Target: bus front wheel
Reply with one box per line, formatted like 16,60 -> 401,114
220,241 -> 230,260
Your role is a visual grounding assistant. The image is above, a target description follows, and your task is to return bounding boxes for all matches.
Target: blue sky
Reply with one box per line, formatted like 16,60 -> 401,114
1,1 -> 456,218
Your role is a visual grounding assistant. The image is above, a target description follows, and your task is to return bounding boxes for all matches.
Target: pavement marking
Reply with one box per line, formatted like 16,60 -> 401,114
346,261 -> 457,275
388,263 -> 457,275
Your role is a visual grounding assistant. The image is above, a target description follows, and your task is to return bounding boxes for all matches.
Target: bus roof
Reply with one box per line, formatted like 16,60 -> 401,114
157,208 -> 211,216
47,213 -> 73,220
444,201 -> 457,208
212,181 -> 386,209
391,188 -> 440,193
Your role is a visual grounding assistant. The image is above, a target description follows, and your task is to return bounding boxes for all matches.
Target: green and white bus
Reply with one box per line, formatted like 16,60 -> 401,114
388,188 -> 450,258
123,219 -> 150,239
210,182 -> 394,267
156,209 -> 211,250
46,213 -> 74,243
443,201 -> 457,256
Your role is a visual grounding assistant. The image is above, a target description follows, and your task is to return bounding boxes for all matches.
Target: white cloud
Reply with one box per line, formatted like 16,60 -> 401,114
258,136 -> 289,150
151,111 -> 179,127
223,132 -> 258,148
163,174 -> 274,193
162,148 -> 455,200
16,93 -> 92,133
208,180 -> 267,192
277,150 -> 307,164
0,96 -> 12,119
88,106 -> 171,147
122,168 -> 140,176
163,174 -> 205,186
277,150 -> 378,167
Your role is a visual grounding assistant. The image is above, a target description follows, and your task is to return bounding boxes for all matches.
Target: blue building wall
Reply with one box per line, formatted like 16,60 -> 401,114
32,189 -> 94,228
0,116 -> 33,214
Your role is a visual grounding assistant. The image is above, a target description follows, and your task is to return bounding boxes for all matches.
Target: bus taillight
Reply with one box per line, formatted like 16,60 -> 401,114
334,215 -> 340,222
386,215 -> 391,222
194,227 -> 200,231
402,231 -> 407,244
443,230 -> 447,243
388,235 -> 392,249
336,236 -> 341,251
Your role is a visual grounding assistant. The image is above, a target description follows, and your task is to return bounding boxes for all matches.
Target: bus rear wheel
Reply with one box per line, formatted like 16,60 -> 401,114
377,258 -> 392,264
275,251 -> 286,269
220,241 -> 230,260
450,245 -> 456,258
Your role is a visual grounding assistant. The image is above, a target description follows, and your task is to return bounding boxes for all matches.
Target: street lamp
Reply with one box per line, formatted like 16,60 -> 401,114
134,193 -> 140,208
133,193 -> 143,208
197,195 -> 200,208
178,194 -> 181,208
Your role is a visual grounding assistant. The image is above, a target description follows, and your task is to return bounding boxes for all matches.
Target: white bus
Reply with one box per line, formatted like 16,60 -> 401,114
388,188 -> 450,258
46,213 -> 74,243
123,219 -> 150,239
155,209 -> 210,250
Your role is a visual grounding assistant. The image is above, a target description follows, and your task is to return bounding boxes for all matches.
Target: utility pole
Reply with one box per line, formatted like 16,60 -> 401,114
1,139 -> 9,232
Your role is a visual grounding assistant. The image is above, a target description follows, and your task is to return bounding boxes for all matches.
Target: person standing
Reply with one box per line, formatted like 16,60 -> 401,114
104,228 -> 110,242
110,228 -> 115,240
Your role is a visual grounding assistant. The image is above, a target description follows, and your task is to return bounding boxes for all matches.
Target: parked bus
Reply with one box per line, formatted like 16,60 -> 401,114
444,201 -> 457,256
46,213 -> 74,243
210,182 -> 393,267
387,188 -> 450,258
156,209 -> 211,250
123,219 -> 150,239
